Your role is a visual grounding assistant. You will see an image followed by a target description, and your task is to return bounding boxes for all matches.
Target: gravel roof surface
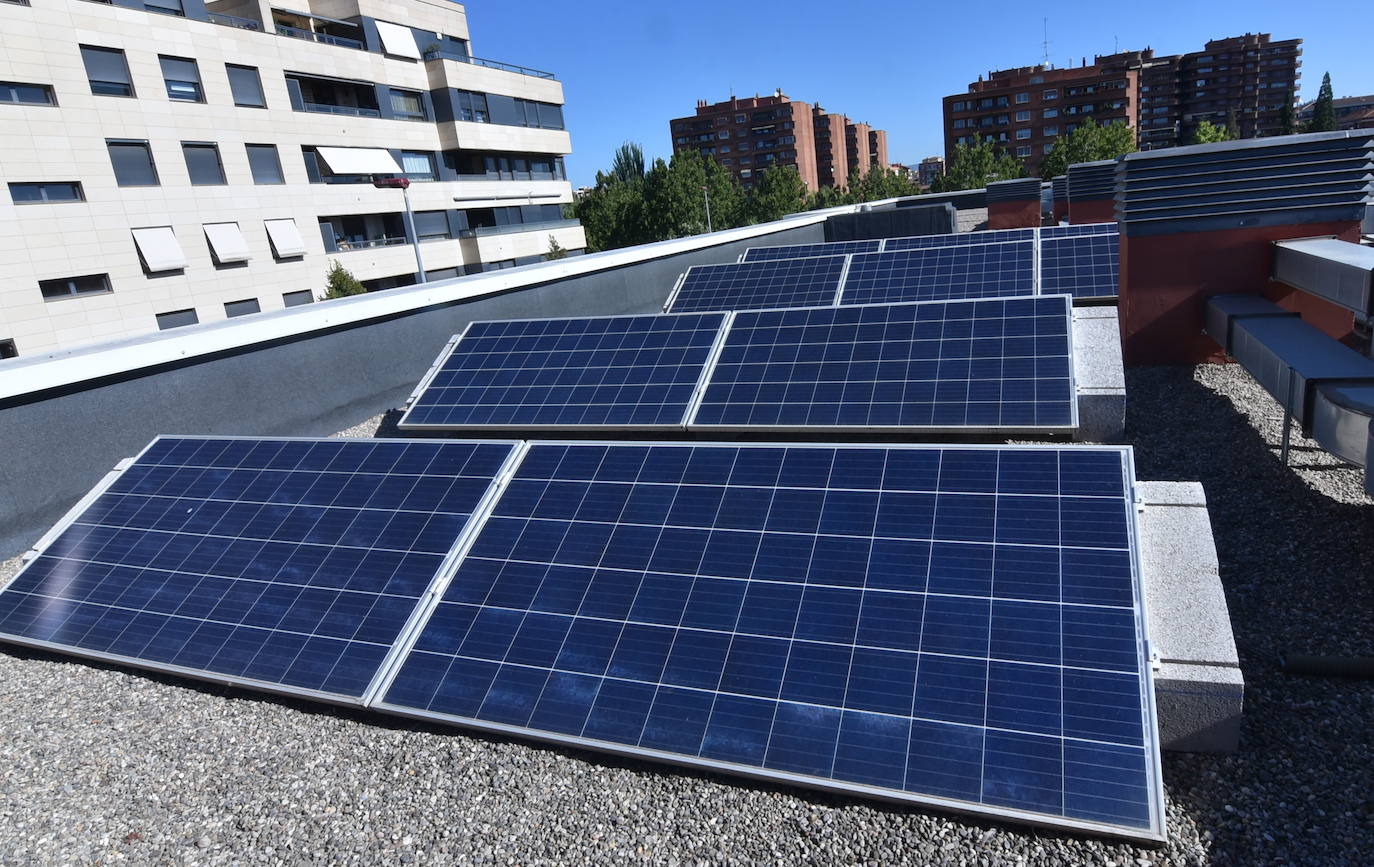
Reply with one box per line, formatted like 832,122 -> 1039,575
1,364 -> 1371,866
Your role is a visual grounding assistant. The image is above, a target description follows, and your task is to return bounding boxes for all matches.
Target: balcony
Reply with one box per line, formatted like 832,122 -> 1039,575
288,74 -> 379,119
460,218 -> 580,239
272,9 -> 364,50
207,11 -> 262,31
303,102 -> 380,118
319,213 -> 408,253
275,24 -> 363,49
422,46 -> 556,81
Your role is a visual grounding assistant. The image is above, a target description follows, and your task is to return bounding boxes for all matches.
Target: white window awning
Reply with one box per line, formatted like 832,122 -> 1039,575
131,226 -> 187,272
314,146 -> 401,175
264,218 -> 307,258
203,222 -> 251,264
375,21 -> 421,60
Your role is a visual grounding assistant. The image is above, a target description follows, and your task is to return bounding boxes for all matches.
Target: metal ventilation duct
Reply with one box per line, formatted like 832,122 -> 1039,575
1116,132 -> 1374,237
1272,237 -> 1374,316
985,177 -> 1041,202
1067,160 -> 1119,201
1052,175 -> 1068,203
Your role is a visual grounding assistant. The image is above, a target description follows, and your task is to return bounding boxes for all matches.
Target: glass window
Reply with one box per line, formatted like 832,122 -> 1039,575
282,290 -> 314,307
389,88 -> 426,120
1044,143 -> 1055,154
80,46 -> 134,97
159,56 -> 203,102
107,140 -> 159,186
224,298 -> 260,318
1015,110 -> 1030,122
735,113 -> 745,122
1,81 -> 56,105
144,0 -> 184,15
0,339 -> 16,360
182,142 -> 226,185
246,144 -> 284,184
226,65 -> 265,108
1015,92 -> 1029,104
1016,146 -> 1032,156
156,308 -> 199,330
537,102 -> 564,130
413,210 -> 451,241
39,273 -> 111,300
400,151 -> 436,181
9,182 -> 84,203
1016,129 -> 1031,140
457,90 -> 488,123
1044,126 -> 1059,137
1043,108 -> 1059,119
1043,89 -> 1058,100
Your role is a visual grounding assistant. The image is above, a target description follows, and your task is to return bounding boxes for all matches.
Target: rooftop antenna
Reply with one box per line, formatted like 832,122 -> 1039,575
1041,18 -> 1050,67
1114,35 -> 1119,53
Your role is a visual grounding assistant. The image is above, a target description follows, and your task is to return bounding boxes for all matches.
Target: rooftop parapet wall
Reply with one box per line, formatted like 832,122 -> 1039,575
1115,132 -> 1374,363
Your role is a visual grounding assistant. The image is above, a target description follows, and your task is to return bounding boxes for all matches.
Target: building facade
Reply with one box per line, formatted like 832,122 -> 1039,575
916,156 -> 945,188
942,33 -> 1301,177
670,93 -> 890,192
1297,94 -> 1374,131
0,0 -> 585,357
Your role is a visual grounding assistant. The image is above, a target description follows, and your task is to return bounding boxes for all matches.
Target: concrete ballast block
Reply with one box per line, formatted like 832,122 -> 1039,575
1073,306 -> 1126,442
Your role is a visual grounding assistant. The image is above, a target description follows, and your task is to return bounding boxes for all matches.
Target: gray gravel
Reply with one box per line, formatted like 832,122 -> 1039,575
1,364 -> 1371,865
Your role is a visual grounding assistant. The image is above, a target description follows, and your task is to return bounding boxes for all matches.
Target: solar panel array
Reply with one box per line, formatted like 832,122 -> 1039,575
741,240 -> 882,263
665,256 -> 847,314
1041,223 -> 1118,239
399,313 -> 727,430
840,243 -> 1037,306
0,437 -> 519,701
1040,234 -> 1120,300
693,297 -> 1075,431
883,228 -> 1036,251
377,442 -> 1162,840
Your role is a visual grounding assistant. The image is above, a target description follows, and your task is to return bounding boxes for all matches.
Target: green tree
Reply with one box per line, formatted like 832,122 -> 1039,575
806,184 -> 850,211
750,165 -> 809,223
322,260 -> 365,299
851,164 -> 922,203
641,150 -> 746,239
1038,118 -> 1136,180
1225,109 -> 1241,140
545,235 -> 568,260
608,141 -> 645,184
1307,72 -> 1337,132
573,172 -> 649,252
1191,119 -> 1232,144
931,139 -> 1025,191
1279,89 -> 1296,135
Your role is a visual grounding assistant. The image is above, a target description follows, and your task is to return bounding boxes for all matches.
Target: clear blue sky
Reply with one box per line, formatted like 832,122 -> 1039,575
461,0 -> 1370,188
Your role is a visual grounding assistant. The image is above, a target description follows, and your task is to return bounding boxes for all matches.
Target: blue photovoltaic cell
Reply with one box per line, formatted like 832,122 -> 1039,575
741,240 -> 882,263
1041,223 -> 1117,239
666,257 -> 846,314
691,297 -> 1074,430
840,244 -> 1035,306
399,313 -> 727,429
1040,235 -> 1120,299
379,443 -> 1161,839
884,229 -> 1035,252
0,437 -> 517,700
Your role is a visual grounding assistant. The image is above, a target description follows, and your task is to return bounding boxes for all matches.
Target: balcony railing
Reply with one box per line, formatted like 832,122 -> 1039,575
275,24 -> 363,50
460,218 -> 578,239
421,47 -> 555,80
302,102 -> 381,118
330,236 -> 408,252
454,171 -> 565,183
208,11 -> 262,31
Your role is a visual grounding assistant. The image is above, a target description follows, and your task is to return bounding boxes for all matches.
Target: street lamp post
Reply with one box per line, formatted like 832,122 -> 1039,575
373,176 -> 427,283
701,184 -> 713,233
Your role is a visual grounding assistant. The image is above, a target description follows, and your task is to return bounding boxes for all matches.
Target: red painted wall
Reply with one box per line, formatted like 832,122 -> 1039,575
1119,221 -> 1363,364
1068,199 -> 1116,224
988,199 -> 1040,230
1052,202 -> 1068,223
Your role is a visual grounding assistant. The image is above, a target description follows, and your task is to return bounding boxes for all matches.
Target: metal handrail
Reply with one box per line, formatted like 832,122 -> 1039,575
333,236 -> 407,251
208,11 -> 262,30
275,24 -> 363,50
421,47 -> 555,80
302,101 -> 381,118
460,218 -> 578,239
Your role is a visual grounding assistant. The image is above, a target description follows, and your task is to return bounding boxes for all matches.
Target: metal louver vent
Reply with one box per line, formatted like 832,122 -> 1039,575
985,177 -> 1042,202
1067,160 -> 1119,202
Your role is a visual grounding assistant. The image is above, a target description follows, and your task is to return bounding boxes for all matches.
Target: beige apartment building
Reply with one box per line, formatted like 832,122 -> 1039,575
0,0 -> 585,357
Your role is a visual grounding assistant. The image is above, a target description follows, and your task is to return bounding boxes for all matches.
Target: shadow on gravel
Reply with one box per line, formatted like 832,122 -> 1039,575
1125,365 -> 1374,866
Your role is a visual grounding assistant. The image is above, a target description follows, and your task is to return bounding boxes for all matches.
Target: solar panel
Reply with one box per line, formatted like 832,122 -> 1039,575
398,313 -> 728,430
691,297 -> 1075,431
840,244 -> 1035,306
1041,223 -> 1118,239
1040,235 -> 1120,299
883,229 -> 1035,252
0,437 -> 520,703
741,240 -> 882,263
665,257 -> 847,314
375,442 -> 1163,841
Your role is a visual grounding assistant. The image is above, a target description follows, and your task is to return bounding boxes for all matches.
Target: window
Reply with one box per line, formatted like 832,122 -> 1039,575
389,88 -> 426,120
40,273 -> 111,300
1043,89 -> 1058,100
413,211 -> 451,241
995,96 -> 1009,107
156,309 -> 199,330
245,144 -> 284,184
738,169 -> 751,178
107,140 -> 159,186
203,223 -> 251,264
0,340 -> 16,360
1016,128 -> 1031,140
1043,108 -> 1059,119
1015,92 -> 1029,104
953,119 -> 965,129
456,90 -> 488,123
718,130 -> 729,139
182,142 -> 226,185
224,298 -> 260,318
735,113 -> 745,123
131,226 -> 187,273
996,114 -> 1009,125
978,98 -> 993,109
1044,143 -> 1055,154
144,0 -> 184,15
264,218 -> 306,258
282,290 -> 314,307
1,82 -> 56,105
9,182 -> 83,203
1043,126 -> 1059,137
159,56 -> 203,102
1015,110 -> 1030,122
80,46 -> 134,97
400,151 -> 436,181
719,145 -> 730,154
226,65 -> 265,108
952,101 -> 967,112
1016,146 -> 1032,157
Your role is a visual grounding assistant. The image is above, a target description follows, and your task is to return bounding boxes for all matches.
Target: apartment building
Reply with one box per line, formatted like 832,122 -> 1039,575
916,156 -> 945,188
1297,94 -> 1374,132
669,93 -> 890,192
942,33 -> 1301,175
0,0 -> 585,357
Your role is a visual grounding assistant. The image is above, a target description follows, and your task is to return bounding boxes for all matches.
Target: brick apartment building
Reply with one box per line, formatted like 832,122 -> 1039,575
1297,94 -> 1374,131
942,33 -> 1301,177
670,92 -> 889,192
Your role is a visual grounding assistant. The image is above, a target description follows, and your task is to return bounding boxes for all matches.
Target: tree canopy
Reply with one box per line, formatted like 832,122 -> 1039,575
930,139 -> 1025,192
1191,119 -> 1233,144
1038,118 -> 1137,180
1307,72 -> 1337,133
